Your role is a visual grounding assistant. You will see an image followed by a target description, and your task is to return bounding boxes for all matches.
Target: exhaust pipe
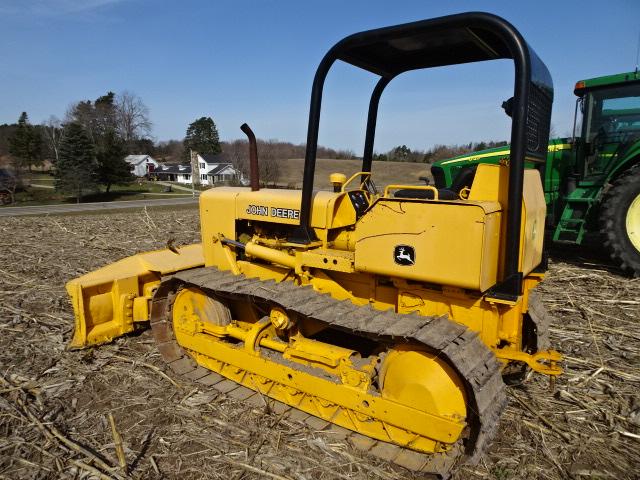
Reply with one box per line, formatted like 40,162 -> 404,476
240,123 -> 259,191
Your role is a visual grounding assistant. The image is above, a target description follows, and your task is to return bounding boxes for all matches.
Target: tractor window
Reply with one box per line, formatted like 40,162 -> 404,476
583,83 -> 640,143
581,83 -> 640,176
602,94 -> 640,133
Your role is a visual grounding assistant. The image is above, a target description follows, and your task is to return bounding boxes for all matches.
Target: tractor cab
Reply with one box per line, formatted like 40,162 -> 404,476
573,71 -> 640,180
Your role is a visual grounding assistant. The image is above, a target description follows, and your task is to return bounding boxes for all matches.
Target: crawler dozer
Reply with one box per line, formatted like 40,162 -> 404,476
66,13 -> 562,477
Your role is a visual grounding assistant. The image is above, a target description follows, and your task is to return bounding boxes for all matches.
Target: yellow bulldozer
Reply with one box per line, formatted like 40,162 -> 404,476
66,12 -> 562,477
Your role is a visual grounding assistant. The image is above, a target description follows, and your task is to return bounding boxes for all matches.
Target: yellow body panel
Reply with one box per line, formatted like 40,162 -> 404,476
200,187 -> 355,229
468,164 -> 546,276
354,200 -> 501,291
520,169 -> 546,275
199,187 -> 358,270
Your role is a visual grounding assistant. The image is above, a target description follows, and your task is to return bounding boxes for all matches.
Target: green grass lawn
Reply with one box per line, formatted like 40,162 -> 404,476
27,173 -> 55,183
6,180 -> 192,206
163,181 -> 209,191
104,181 -> 169,194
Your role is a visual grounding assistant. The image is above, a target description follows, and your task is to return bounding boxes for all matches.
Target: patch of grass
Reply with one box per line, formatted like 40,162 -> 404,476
4,181 -> 190,206
163,181 -> 208,191
26,173 -> 55,183
80,191 -> 151,202
12,188 -> 67,205
107,181 -> 168,194
491,466 -> 513,480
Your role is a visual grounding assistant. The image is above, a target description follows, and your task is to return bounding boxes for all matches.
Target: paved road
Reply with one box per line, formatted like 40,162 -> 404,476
0,197 -> 199,217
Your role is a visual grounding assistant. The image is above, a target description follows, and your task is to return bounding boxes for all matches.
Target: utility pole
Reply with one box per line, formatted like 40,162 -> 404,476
190,149 -> 196,198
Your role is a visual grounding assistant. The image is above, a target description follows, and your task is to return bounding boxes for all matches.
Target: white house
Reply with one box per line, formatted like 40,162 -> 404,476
124,155 -> 159,177
153,153 -> 243,186
207,163 -> 239,184
154,164 -> 193,184
196,153 -> 241,186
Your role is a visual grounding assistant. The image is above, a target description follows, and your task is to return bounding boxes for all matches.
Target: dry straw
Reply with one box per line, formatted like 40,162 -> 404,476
0,210 -> 638,479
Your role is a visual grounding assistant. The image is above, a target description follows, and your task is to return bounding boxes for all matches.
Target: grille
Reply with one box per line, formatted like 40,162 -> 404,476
525,83 -> 553,161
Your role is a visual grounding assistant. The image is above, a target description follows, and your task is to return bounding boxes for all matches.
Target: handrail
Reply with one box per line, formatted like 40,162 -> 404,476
341,171 -> 371,192
383,185 -> 440,200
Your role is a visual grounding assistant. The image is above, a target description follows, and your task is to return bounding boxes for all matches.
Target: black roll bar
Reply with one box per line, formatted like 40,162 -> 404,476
362,76 -> 392,172
290,12 -> 553,299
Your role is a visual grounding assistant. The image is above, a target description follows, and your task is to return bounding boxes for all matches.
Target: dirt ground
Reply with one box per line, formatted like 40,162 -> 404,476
0,207 -> 638,480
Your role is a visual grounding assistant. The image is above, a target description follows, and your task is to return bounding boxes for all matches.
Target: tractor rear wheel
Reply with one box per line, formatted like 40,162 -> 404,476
600,165 -> 640,277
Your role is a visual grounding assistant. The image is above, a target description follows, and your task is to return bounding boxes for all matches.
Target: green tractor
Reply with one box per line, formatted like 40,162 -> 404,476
431,70 -> 640,276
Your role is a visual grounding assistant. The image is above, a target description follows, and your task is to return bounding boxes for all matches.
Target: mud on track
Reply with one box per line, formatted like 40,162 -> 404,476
0,209 -> 638,480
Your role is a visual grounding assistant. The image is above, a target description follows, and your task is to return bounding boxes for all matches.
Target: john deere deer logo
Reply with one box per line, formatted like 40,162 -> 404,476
394,245 -> 415,266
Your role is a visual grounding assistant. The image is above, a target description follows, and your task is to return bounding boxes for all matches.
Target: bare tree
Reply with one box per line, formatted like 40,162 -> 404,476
220,138 -> 282,186
259,140 -> 281,186
155,139 -> 184,162
116,91 -> 152,144
42,115 -> 62,164
224,139 -> 249,178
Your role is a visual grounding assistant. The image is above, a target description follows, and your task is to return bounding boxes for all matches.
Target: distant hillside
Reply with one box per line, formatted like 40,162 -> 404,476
277,158 -> 431,190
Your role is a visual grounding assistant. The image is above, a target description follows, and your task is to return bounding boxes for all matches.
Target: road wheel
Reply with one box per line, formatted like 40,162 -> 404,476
600,164 -> 640,277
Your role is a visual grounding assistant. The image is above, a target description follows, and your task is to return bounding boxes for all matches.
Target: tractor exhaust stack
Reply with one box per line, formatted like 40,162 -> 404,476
240,123 -> 259,191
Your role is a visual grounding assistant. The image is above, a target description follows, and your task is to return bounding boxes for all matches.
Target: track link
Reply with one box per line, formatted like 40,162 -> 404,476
149,267 -> 507,478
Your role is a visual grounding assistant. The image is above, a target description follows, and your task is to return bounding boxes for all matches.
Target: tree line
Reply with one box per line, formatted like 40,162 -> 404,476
1,91 -> 151,202
0,90 -> 509,203
374,141 -> 508,163
152,137 -> 357,164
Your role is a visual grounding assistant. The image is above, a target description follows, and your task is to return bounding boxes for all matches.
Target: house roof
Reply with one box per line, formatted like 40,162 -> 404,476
154,162 -> 236,177
124,154 -> 156,165
199,153 -> 225,164
156,164 -> 191,174
206,163 -> 234,176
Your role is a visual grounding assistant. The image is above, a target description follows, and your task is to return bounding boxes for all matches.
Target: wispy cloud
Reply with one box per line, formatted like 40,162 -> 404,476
0,0 -> 127,16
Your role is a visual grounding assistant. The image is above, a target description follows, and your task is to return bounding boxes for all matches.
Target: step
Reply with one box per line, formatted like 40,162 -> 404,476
563,197 -> 595,204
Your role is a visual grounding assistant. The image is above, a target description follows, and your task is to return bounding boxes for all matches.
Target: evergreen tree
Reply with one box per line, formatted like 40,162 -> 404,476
67,93 -> 137,192
96,129 -> 133,193
55,123 -> 98,203
68,92 -> 117,143
183,117 -> 221,160
389,145 -> 412,162
8,112 -> 43,173
94,92 -> 118,138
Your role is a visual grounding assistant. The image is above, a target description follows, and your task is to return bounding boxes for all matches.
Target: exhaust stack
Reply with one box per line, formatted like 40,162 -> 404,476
240,123 -> 259,191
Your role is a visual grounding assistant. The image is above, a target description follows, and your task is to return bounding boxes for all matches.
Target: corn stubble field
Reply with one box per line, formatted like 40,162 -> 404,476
0,207 -> 639,480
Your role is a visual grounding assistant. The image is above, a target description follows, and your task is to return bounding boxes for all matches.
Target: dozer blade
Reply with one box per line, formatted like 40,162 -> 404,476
65,244 -> 204,348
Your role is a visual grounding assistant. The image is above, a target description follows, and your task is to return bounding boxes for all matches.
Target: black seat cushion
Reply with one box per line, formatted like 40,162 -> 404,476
394,188 -> 458,200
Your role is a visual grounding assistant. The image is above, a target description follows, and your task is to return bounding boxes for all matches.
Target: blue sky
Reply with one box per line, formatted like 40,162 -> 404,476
1,0 -> 639,153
